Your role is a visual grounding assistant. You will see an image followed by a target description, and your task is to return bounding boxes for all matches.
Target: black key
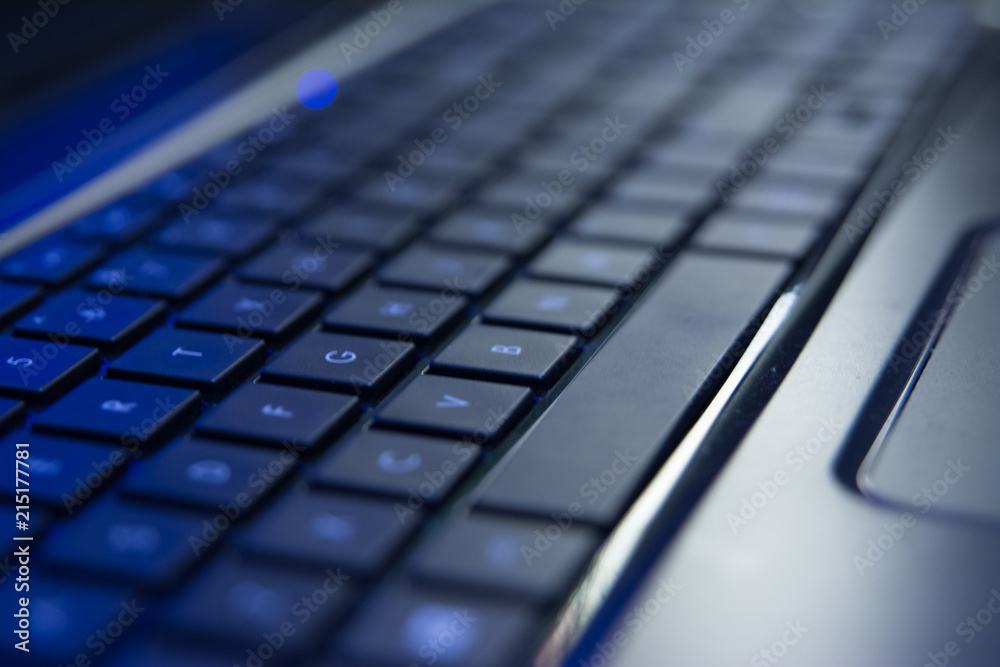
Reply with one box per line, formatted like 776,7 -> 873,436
431,324 -> 580,388
163,559 -> 353,653
482,279 -> 618,338
197,383 -> 358,449
376,375 -> 532,444
215,176 -> 325,216
0,336 -> 100,401
323,285 -> 467,344
0,398 -> 24,434
42,500 -> 208,588
154,218 -> 274,258
692,215 -> 821,258
1,239 -> 106,287
13,289 -> 166,351
528,239 -> 665,288
0,283 -> 43,328
378,244 -> 511,296
477,169 -> 584,221
335,584 -> 535,667
123,437 -> 290,509
570,203 -> 690,248
34,378 -> 200,449
238,490 -> 421,574
728,172 -> 851,216
70,193 -> 164,244
358,167 -> 464,211
107,329 -> 266,398
87,248 -> 226,302
0,580 -> 136,667
0,434 -> 127,511
407,514 -> 600,603
262,331 -> 415,398
476,253 -> 791,527
645,129 -> 749,170
313,430 -> 479,504
429,206 -> 554,256
237,241 -> 374,294
176,283 -> 322,341
298,202 -> 420,253
609,164 -> 718,212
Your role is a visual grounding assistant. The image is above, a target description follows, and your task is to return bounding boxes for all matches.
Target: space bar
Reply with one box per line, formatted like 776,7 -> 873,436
474,251 -> 791,528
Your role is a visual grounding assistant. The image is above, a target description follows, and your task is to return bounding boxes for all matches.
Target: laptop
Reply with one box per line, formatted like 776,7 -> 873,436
2,0 -> 999,665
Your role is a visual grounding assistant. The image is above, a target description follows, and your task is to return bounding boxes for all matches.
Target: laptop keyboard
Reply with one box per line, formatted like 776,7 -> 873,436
0,1 -> 969,665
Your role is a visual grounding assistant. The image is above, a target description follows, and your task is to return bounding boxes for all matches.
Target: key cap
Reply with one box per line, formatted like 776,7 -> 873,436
475,252 -> 791,527
197,383 -> 358,449
376,375 -> 532,443
407,513 -> 600,603
528,239 -> 666,288
323,285 -> 467,344
176,283 -> 322,341
237,241 -> 374,294
153,218 -> 274,258
358,167 -> 465,211
0,580 -> 136,666
13,289 -> 166,351
1,239 -> 106,287
298,202 -> 420,253
692,214 -> 821,258
42,500 -> 208,588
34,377 -> 201,448
238,490 -> 421,574
0,433 -> 127,511
70,192 -> 164,244
214,176 -> 326,216
430,324 -> 580,388
123,437 -> 290,509
429,206 -> 554,256
107,329 -> 266,398
608,164 -> 719,212
482,279 -> 618,338
334,584 -> 535,667
378,244 -> 511,296
313,430 -> 479,503
164,559 -> 354,654
0,399 -> 23,434
0,283 -> 43,328
570,203 -> 690,248
477,169 -> 584,221
729,172 -> 852,217
262,331 -> 415,398
0,336 -> 100,401
86,248 -> 227,302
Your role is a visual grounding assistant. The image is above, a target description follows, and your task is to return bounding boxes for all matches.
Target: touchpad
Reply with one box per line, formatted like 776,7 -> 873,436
859,227 -> 1000,524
